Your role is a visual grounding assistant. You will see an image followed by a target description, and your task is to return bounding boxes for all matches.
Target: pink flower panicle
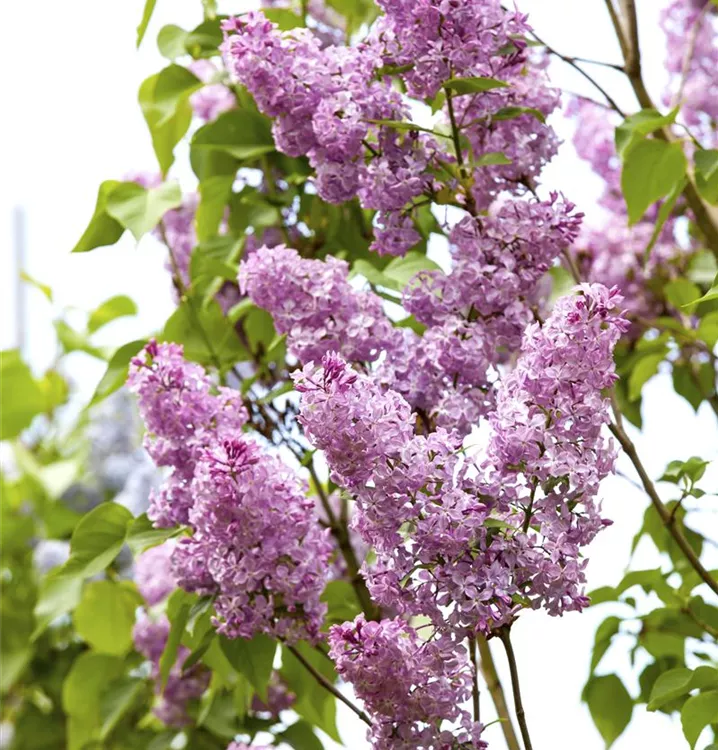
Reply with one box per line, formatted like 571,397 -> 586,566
128,341 -> 332,644
329,615 -> 486,749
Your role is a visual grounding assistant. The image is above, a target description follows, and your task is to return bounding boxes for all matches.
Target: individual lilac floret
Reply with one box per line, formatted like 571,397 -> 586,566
329,615 -> 486,749
134,540 -> 177,606
239,244 -> 396,363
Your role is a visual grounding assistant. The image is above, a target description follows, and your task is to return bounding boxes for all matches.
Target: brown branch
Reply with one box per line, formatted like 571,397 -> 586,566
468,636 -> 481,723
477,636 -> 521,750
285,644 -> 372,726
497,627 -> 533,750
608,397 -> 718,597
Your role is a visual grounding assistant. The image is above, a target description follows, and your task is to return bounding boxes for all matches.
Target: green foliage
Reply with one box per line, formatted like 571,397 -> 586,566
74,581 -> 143,655
583,674 -> 633,748
0,350 -> 45,439
219,634 -> 276,702
621,139 -> 687,225
443,76 -> 509,94
695,149 -> 718,204
71,180 -> 125,253
90,338 -> 148,406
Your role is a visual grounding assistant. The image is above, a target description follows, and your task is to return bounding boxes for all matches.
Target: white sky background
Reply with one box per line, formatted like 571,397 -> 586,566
1,1 -> 717,748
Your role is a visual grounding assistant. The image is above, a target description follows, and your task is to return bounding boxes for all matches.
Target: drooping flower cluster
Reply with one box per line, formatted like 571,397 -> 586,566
239,244 -> 395,362
295,284 -> 627,635
222,1 -> 562,255
132,541 -> 210,727
128,341 -> 332,643
329,615 -> 485,749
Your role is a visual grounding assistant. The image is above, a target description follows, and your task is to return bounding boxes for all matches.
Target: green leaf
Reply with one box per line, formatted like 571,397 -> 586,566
688,272 -> 718,306
125,514 -> 180,556
64,654 -> 125,719
444,76 -> 509,94
32,572 -> 83,639
61,503 -> 133,578
162,298 -> 247,367
672,363 -> 707,411
368,119 -> 446,137
682,690 -> 718,748
697,310 -> 718,349
621,140 -> 687,225
191,109 -> 275,163
99,677 -> 147,740
648,667 -> 718,711
615,108 -> 678,159
583,674 -> 633,748
279,720 -> 324,750
0,350 -> 44,439
20,270 -> 53,302
159,590 -> 194,688
136,0 -> 158,47
590,616 -> 622,673
74,581 -> 142,655
321,580 -> 362,628
644,177 -> 686,261
628,352 -> 665,401
664,279 -> 701,309
90,338 -> 148,406
473,151 -> 512,167
185,18 -> 224,59
660,457 -> 710,484
54,319 -> 107,359
263,8 -> 304,29
219,634 -> 276,702
106,181 -> 183,241
491,106 -> 546,124
695,149 -> 718,204
71,180 -> 125,253
197,175 -> 234,242
139,69 -> 196,175
157,24 -> 189,60
87,295 -> 138,333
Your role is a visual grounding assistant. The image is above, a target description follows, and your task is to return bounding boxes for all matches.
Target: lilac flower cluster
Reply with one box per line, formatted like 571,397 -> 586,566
128,341 -> 332,643
295,285 -> 627,635
132,541 -> 210,727
329,615 -> 485,749
238,244 -> 395,362
222,1 -> 562,255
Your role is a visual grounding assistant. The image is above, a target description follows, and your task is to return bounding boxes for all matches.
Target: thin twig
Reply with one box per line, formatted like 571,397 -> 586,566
529,27 -> 626,116
497,627 -> 533,750
468,635 -> 480,723
477,636 -> 521,750
608,396 -> 718,596
285,644 -> 372,726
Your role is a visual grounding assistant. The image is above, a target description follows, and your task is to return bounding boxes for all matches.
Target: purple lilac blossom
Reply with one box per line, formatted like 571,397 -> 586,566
295,284 -> 627,634
329,615 -> 486,749
128,341 -> 332,643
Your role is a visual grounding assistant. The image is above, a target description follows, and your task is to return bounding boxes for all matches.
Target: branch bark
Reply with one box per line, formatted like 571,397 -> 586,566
477,636 -> 521,750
